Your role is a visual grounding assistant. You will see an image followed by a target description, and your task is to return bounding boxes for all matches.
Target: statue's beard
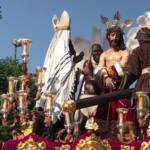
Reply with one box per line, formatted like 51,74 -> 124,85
109,39 -> 120,50
93,55 -> 100,64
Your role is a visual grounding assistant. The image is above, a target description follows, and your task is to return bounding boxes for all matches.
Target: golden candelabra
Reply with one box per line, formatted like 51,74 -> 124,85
21,39 -> 31,63
36,67 -> 46,90
7,76 -> 16,102
63,99 -> 76,134
1,94 -> 10,118
18,75 -> 27,91
116,108 -> 128,141
45,93 -> 55,116
136,91 -> 147,139
17,90 -> 27,114
136,91 -> 147,118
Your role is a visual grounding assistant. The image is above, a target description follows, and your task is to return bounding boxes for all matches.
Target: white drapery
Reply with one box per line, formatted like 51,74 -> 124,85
36,30 -> 75,122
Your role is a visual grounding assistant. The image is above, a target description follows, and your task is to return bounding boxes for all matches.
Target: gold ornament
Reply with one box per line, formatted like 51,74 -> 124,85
17,137 -> 46,150
101,11 -> 132,30
85,117 -> 99,131
75,135 -> 107,150
120,145 -> 135,150
63,99 -> 76,113
140,141 -> 150,150
63,100 -> 76,133
101,139 -> 112,150
59,144 -> 70,150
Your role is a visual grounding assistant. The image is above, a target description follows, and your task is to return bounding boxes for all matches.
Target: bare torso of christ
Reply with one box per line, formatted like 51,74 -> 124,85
99,48 -> 129,68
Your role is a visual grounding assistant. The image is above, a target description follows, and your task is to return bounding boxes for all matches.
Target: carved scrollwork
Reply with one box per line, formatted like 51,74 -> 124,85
63,99 -> 76,113
75,134 -> 107,150
17,137 -> 46,150
101,139 -> 112,150
140,141 -> 150,150
120,145 -> 135,150
59,144 -> 70,150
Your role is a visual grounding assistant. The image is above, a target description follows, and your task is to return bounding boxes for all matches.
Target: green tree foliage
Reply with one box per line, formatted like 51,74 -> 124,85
0,57 -> 22,142
28,79 -> 37,111
0,57 -> 22,95
0,57 -> 37,142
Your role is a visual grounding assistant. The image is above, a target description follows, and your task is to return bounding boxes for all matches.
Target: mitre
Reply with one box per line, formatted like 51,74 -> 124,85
52,10 -> 70,32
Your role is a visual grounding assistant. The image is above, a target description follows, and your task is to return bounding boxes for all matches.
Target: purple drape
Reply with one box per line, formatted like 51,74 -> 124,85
1,133 -> 55,150
1,132 -> 150,150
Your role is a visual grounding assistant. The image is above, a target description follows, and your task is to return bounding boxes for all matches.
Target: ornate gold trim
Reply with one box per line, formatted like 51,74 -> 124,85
140,140 -> 150,150
17,137 -> 46,150
102,139 -> 112,150
75,134 -> 108,150
58,144 -> 70,150
120,145 -> 135,150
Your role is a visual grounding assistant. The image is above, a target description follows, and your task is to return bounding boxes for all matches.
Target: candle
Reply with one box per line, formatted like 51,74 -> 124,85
65,112 -> 71,126
139,95 -> 144,109
3,101 -> 8,111
38,70 -> 43,84
119,112 -> 123,125
21,79 -> 26,91
46,94 -> 53,109
8,77 -> 15,95
22,43 -> 29,55
3,102 -> 7,111
136,91 -> 147,110
24,93 -> 28,109
37,67 -> 46,85
22,39 -> 31,56
19,95 -> 24,109
18,91 -> 25,109
117,108 -> 128,126
19,75 -> 26,91
42,68 -> 46,84
2,94 -> 9,112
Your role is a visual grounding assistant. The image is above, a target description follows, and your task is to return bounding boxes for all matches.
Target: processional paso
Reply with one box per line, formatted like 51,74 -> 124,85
1,10 -> 150,150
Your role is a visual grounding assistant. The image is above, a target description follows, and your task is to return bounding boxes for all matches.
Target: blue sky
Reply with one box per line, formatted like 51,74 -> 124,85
0,0 -> 149,72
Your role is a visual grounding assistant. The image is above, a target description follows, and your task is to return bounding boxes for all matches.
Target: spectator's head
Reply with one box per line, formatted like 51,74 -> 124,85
91,43 -> 103,63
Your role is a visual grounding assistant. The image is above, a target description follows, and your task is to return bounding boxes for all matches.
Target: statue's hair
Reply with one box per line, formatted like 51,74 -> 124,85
106,26 -> 126,50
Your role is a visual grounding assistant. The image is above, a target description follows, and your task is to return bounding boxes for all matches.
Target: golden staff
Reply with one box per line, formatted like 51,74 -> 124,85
63,99 -> 76,134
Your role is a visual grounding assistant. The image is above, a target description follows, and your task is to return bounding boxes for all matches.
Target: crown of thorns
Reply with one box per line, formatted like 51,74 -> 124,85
101,11 -> 132,30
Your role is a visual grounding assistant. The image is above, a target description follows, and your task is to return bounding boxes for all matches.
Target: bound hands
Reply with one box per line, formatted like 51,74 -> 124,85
104,76 -> 115,91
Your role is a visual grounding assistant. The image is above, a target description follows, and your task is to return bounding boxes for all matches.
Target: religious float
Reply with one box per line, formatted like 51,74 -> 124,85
1,11 -> 150,150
